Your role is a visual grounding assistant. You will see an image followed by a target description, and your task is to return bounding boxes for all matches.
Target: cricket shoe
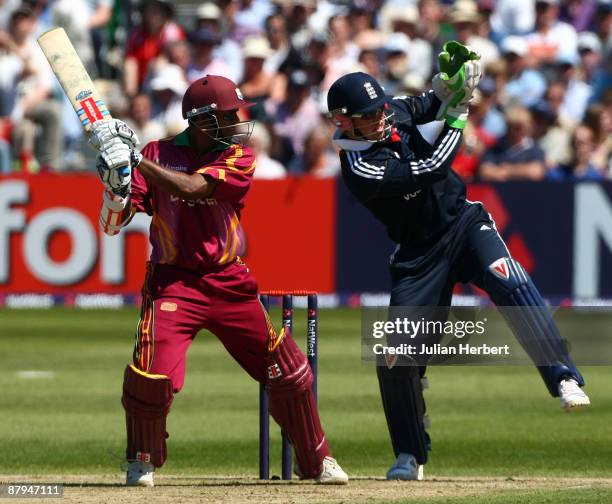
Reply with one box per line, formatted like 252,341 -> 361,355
126,460 -> 155,487
559,378 -> 590,411
316,456 -> 348,484
294,456 -> 349,484
386,453 -> 424,481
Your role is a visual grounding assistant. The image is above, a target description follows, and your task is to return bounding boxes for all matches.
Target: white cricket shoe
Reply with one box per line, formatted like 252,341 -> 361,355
559,378 -> 590,411
126,460 -> 155,487
315,456 -> 349,485
386,453 -> 424,481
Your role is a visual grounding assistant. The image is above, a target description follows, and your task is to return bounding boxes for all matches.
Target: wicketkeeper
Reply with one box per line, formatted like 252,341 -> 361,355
89,74 -> 348,486
326,41 -> 590,481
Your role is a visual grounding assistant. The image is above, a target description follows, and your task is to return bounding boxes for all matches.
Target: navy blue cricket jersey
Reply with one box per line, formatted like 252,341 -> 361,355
333,92 -> 466,248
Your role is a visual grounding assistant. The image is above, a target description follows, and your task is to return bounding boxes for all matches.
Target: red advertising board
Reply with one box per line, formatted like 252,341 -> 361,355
0,175 -> 336,295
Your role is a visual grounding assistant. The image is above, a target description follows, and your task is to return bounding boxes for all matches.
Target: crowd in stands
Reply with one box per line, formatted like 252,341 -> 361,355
0,0 -> 610,181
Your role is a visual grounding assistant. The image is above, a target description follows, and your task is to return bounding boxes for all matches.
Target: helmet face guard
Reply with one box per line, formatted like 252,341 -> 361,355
186,103 -> 254,144
328,104 -> 395,142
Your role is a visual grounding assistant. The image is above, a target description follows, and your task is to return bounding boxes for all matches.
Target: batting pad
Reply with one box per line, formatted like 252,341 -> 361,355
377,362 -> 430,464
484,258 -> 584,396
266,328 -> 330,479
122,364 -> 174,467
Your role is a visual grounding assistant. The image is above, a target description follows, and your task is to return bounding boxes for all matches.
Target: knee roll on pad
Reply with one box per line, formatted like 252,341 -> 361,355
266,328 -> 330,478
484,257 -> 584,395
122,364 -> 174,467
377,363 -> 429,464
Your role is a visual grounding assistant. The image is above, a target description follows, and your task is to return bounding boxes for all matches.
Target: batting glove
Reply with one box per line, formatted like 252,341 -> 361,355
96,151 -> 131,197
89,118 -> 140,150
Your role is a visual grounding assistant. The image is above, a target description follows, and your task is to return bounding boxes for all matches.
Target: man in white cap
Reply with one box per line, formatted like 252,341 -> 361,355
501,35 -> 547,107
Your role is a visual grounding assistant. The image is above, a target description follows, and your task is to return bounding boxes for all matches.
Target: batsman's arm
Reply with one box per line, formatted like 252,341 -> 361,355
99,190 -> 135,236
135,157 -> 220,200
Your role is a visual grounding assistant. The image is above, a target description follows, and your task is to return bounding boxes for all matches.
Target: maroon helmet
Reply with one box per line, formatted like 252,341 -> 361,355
181,75 -> 254,144
182,75 -> 254,119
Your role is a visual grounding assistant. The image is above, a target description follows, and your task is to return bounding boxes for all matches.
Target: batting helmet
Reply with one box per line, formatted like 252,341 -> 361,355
327,72 -> 395,141
327,72 -> 389,116
182,75 -> 254,144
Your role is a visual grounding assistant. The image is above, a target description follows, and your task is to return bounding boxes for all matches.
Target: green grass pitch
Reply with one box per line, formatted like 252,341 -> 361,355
1,307 -> 611,500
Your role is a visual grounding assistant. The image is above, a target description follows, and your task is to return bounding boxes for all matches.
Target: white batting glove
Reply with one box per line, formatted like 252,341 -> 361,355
89,119 -> 140,150
96,152 -> 131,196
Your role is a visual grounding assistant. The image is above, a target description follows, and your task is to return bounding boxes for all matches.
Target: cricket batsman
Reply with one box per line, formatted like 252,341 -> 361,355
326,42 -> 590,481
88,75 -> 348,486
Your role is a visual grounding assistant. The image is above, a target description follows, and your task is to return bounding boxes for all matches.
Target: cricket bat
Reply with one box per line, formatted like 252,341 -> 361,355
37,27 -> 111,132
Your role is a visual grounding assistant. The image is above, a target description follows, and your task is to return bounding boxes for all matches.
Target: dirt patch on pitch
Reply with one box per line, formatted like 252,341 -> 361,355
2,475 -> 612,504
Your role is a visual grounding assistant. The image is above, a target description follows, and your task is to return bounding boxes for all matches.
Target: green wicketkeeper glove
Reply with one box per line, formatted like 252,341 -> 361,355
432,41 -> 482,129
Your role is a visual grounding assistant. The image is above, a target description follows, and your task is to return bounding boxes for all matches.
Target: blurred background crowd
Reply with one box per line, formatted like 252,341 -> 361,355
0,0 -> 610,181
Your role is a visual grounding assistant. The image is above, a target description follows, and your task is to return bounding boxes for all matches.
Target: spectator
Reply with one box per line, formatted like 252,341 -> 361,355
555,52 -> 592,123
577,31 -> 603,85
583,103 -> 612,174
529,100 -> 572,169
124,0 -> 184,97
452,89 -> 497,181
186,28 -> 233,83
1,6 -> 62,170
380,32 -> 411,96
148,64 -> 188,136
86,0 -> 113,78
479,105 -> 546,181
417,0 -> 445,54
240,36 -> 274,121
288,127 -> 339,177
490,0 -> 535,39
548,124 -> 604,180
248,121 -> 286,179
500,35 -> 547,107
263,13 -> 294,75
51,0 -> 95,74
234,0 -> 275,40
122,93 -> 166,146
279,0 -> 316,51
544,81 -> 576,130
559,0 -> 598,33
265,68 -> 320,165
164,39 -> 190,74
525,0 -> 578,65
446,0 -> 500,67
328,14 -> 359,67
380,4 -> 433,81
195,2 -> 243,83
478,75 -> 507,140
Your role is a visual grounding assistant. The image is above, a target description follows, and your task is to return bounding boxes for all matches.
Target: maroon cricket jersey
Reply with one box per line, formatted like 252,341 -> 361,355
130,130 -> 255,271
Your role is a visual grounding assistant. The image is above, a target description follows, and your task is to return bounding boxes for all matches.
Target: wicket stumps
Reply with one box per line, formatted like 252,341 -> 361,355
259,291 -> 318,480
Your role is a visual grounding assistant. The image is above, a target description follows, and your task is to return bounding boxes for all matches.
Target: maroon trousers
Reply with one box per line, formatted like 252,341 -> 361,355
126,260 -> 330,476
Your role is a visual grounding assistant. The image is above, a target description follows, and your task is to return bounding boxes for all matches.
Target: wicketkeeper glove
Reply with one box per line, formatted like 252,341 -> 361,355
432,41 -> 483,129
